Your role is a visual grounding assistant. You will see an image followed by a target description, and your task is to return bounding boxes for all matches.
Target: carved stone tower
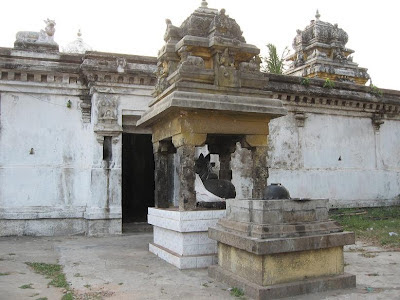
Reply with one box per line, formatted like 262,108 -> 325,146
284,11 -> 370,84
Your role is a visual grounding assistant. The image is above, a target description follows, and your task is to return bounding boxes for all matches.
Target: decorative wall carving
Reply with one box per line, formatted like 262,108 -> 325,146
94,94 -> 122,142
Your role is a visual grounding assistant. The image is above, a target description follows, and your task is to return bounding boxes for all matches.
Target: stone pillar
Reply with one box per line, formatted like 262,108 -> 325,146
251,147 -> 268,199
153,152 -> 169,208
172,133 -> 207,211
219,152 -> 232,181
207,136 -> 237,181
153,141 -> 175,208
176,144 -> 196,210
245,135 -> 269,199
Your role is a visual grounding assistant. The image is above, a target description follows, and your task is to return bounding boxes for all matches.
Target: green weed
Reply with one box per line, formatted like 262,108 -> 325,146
19,283 -> 33,289
230,287 -> 244,297
330,207 -> 400,248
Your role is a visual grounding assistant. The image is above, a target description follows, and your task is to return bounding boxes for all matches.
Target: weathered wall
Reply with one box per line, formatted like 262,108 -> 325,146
262,74 -> 400,208
0,49 -> 156,236
0,92 -> 93,209
267,113 -> 400,207
0,89 -> 95,235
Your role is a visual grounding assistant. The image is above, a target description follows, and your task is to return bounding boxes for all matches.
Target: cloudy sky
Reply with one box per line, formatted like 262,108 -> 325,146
1,0 -> 399,90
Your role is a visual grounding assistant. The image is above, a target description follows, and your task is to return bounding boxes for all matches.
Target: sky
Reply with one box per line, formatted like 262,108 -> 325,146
1,0 -> 399,90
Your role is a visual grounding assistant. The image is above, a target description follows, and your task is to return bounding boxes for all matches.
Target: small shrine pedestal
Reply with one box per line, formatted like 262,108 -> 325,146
148,208 -> 225,269
137,2 -> 287,269
208,199 -> 356,299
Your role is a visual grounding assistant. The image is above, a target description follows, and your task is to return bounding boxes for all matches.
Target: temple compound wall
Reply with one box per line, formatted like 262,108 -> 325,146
0,47 -> 156,235
266,75 -> 400,207
228,74 -> 400,207
0,10 -> 399,236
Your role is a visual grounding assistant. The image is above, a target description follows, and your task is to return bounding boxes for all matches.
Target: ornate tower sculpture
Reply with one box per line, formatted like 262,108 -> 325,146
284,11 -> 370,84
138,1 -> 287,269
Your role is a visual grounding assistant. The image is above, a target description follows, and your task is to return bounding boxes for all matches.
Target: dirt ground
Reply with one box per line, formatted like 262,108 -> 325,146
0,233 -> 399,300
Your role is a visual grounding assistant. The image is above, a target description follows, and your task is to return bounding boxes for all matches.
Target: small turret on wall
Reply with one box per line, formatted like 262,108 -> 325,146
284,10 -> 370,85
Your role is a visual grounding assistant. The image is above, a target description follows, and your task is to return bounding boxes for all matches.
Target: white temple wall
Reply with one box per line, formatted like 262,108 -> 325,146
0,90 -> 95,234
0,83 -> 156,235
266,112 -> 400,207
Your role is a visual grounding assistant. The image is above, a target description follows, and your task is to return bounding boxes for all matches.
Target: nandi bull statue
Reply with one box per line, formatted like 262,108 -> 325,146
194,153 -> 236,205
14,19 -> 59,51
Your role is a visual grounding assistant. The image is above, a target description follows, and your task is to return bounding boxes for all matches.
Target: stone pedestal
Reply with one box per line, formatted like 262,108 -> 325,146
208,199 -> 356,299
148,207 -> 225,269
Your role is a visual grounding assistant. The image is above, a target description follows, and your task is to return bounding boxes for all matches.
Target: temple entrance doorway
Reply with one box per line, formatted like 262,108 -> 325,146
122,133 -> 155,228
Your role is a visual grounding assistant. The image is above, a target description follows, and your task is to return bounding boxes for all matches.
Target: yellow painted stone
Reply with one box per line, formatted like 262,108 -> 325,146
172,133 -> 207,148
245,135 -> 268,147
262,246 -> 344,285
151,110 -> 270,144
218,243 -> 344,286
218,242 -> 264,286
305,72 -> 368,85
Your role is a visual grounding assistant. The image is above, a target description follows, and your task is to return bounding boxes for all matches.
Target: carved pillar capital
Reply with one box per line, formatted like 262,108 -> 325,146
172,133 -> 207,148
243,135 -> 268,148
294,112 -> 307,127
372,113 -> 384,132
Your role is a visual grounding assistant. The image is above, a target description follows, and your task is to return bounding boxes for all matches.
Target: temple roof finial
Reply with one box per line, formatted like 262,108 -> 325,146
315,10 -> 321,20
201,0 -> 208,8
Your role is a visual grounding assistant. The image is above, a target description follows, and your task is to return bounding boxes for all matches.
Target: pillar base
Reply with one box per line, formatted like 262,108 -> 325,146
209,265 -> 356,300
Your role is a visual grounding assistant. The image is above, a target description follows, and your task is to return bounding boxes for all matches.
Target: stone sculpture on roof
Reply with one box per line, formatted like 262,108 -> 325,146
14,19 -> 59,51
284,10 -> 369,84
153,1 -> 263,97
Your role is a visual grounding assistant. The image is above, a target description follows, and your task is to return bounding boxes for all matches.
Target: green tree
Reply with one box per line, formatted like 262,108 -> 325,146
263,44 -> 289,74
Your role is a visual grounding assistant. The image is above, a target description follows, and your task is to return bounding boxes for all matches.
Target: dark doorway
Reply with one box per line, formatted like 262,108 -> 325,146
122,133 -> 155,223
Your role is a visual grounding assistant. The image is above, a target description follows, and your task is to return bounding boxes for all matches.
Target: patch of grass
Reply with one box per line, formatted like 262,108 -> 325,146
19,283 -> 34,289
26,262 -> 75,298
230,287 -> 244,297
330,207 -> 400,248
202,282 -> 209,287
0,272 -> 11,276
323,78 -> 335,89
300,77 -> 310,86
369,84 -> 383,97
73,273 -> 82,277
36,297 -> 48,300
9,253 -> 16,256
26,262 -> 69,289
84,284 -> 91,288
61,293 -> 74,300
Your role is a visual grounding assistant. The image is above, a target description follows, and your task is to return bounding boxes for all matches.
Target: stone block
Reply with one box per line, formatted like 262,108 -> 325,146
209,226 -> 355,255
218,243 -> 344,286
226,199 -> 330,225
86,219 -> 121,236
209,265 -> 356,300
148,208 -> 225,269
149,243 -> 217,269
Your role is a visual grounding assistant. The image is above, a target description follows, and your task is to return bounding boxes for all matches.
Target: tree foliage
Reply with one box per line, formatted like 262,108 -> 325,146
263,44 -> 289,74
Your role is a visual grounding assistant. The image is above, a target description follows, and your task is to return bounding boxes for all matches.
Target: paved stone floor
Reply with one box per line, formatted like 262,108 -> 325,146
0,233 -> 399,300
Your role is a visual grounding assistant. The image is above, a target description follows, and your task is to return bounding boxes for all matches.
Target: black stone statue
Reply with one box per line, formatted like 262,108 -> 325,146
195,153 -> 236,199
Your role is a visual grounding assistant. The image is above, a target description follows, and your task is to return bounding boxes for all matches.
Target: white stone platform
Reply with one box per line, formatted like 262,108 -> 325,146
148,207 -> 225,269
